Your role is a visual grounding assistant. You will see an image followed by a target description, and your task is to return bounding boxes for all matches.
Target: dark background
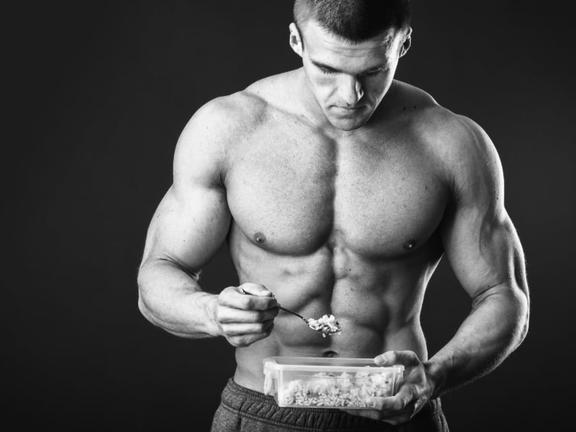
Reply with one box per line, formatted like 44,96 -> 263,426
5,1 -> 575,431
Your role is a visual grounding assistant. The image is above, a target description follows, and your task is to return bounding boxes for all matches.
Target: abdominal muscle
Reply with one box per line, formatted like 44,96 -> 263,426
230,237 -> 437,393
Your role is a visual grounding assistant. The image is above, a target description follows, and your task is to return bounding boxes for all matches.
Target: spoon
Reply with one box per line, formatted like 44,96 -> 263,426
239,287 -> 309,322
239,287 -> 341,337
277,305 -> 310,324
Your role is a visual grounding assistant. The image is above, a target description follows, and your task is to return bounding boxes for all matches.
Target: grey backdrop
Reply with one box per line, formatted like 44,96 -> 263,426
5,1 -> 575,431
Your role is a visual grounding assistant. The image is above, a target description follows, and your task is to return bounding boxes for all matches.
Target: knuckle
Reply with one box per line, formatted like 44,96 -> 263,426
217,292 -> 227,305
219,287 -> 236,304
238,296 -> 251,309
215,306 -> 227,321
247,297 -> 257,310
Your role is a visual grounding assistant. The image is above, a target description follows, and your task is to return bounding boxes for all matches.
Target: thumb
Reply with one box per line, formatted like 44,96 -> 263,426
374,351 -> 396,366
239,283 -> 274,297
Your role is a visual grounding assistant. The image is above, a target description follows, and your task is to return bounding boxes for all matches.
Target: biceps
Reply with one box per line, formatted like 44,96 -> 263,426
441,206 -> 526,297
141,185 -> 231,271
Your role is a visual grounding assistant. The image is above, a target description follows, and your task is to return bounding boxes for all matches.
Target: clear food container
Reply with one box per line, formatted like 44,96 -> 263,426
263,356 -> 404,409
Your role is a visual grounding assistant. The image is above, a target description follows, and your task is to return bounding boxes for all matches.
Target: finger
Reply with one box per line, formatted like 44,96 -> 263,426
238,284 -> 278,309
380,398 -> 418,426
226,326 -> 274,347
218,306 -> 278,324
379,385 -> 418,412
380,413 -> 413,426
341,409 -> 381,420
239,283 -> 275,297
220,287 -> 278,311
374,350 -> 420,367
220,320 -> 274,336
413,396 -> 426,414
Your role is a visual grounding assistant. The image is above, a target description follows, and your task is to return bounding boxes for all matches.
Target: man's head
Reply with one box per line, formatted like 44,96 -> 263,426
290,0 -> 412,131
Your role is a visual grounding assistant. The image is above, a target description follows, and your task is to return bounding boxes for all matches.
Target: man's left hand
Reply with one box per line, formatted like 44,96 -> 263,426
342,350 -> 437,425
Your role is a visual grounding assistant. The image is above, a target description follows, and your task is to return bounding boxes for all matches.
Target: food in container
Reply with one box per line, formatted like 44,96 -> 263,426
263,356 -> 404,409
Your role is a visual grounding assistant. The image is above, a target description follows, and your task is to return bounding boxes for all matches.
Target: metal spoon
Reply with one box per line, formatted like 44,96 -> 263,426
239,287 -> 341,337
238,287 -> 309,323
277,305 -> 310,324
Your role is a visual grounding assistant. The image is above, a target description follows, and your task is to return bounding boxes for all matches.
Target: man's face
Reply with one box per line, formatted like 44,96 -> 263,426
291,20 -> 409,131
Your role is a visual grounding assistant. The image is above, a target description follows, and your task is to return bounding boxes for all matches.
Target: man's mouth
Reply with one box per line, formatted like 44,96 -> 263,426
331,105 -> 367,115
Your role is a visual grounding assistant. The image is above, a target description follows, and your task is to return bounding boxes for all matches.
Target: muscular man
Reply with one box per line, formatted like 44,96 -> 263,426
137,1 -> 529,430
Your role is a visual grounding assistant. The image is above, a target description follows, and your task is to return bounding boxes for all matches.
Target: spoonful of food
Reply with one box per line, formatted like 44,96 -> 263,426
292,310 -> 342,338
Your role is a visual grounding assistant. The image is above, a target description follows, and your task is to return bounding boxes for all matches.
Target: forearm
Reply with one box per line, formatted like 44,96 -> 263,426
426,283 -> 529,397
137,259 -> 221,338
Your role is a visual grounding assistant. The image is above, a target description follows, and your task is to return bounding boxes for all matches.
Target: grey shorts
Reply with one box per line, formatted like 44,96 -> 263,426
210,378 -> 449,432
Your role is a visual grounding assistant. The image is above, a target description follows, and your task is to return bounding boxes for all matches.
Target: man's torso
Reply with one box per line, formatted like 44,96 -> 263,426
216,71 -> 454,391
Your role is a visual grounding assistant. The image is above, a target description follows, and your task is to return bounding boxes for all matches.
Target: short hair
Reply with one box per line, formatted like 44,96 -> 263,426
293,0 -> 411,42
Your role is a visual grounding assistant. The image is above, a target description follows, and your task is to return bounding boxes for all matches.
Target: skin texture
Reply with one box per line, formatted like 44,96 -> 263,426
137,19 -> 529,425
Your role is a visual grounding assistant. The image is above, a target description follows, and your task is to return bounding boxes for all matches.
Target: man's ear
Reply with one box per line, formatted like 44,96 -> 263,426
289,22 -> 303,57
399,27 -> 412,58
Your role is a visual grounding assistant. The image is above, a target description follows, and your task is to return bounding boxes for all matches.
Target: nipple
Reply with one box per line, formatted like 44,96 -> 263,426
404,239 -> 417,250
254,232 -> 266,244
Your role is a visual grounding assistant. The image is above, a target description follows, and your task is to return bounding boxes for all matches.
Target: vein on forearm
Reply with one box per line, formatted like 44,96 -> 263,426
429,281 -> 529,396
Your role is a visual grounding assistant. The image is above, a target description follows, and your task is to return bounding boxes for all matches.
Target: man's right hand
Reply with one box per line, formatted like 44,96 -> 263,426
213,283 -> 278,347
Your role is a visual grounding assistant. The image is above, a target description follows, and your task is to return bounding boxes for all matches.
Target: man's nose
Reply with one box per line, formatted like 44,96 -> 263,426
338,76 -> 364,107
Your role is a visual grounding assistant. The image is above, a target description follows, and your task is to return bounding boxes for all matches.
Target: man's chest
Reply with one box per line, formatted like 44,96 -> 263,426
225,129 -> 448,258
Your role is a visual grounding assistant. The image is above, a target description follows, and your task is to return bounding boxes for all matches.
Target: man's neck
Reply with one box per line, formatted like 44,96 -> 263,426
293,68 -> 332,130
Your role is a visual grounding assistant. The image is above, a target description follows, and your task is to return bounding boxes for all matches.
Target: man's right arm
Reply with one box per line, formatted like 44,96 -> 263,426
137,97 -> 278,345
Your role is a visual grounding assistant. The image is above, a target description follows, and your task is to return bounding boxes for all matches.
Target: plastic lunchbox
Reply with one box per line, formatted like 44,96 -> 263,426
263,356 -> 404,409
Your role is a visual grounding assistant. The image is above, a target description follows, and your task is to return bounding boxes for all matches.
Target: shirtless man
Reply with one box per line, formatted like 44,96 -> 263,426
137,1 -> 530,430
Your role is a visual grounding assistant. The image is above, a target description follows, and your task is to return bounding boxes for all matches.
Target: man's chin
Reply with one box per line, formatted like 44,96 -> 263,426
324,106 -> 374,131
327,115 -> 369,131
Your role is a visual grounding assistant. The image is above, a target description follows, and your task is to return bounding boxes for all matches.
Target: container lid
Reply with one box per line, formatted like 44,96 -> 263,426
263,356 -> 404,373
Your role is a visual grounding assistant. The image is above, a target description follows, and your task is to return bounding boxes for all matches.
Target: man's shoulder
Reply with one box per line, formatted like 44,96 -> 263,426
393,81 -> 502,183
394,81 -> 492,154
173,92 -> 269,177
189,91 -> 268,136
189,70 -> 298,136
392,80 -> 457,134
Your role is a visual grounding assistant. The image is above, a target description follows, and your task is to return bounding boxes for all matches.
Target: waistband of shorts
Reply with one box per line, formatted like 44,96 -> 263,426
220,378 -> 442,431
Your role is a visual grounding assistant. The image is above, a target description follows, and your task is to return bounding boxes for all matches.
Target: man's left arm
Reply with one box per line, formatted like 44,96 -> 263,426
348,115 -> 530,424
423,115 -> 530,397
